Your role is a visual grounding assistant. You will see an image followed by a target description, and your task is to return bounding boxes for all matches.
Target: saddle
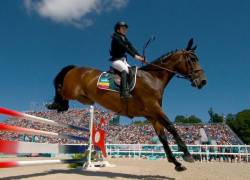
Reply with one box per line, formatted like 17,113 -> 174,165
97,66 -> 137,92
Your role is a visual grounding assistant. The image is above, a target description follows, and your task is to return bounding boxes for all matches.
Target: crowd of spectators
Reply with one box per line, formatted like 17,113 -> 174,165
111,124 -> 155,144
107,123 -> 242,145
0,108 -> 242,145
0,106 -> 113,144
205,124 -> 241,145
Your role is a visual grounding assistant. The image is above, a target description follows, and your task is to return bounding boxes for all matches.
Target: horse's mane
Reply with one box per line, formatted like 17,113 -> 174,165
139,49 -> 179,71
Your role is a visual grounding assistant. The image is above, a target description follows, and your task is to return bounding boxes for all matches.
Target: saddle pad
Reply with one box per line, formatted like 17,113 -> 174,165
97,67 -> 137,93
97,72 -> 120,92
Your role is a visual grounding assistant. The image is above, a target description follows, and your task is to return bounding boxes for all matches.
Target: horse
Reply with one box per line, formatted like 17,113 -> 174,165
47,38 -> 207,171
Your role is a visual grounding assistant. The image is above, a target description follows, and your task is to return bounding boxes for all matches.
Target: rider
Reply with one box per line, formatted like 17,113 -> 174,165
110,21 -> 144,98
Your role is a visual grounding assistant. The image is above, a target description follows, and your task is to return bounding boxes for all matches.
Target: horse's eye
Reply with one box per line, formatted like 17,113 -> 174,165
191,58 -> 197,62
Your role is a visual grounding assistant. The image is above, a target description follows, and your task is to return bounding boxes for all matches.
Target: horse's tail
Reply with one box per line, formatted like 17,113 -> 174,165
53,65 -> 76,88
47,65 -> 76,112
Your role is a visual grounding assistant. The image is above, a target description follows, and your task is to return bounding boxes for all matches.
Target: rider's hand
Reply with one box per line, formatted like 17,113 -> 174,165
135,55 -> 146,63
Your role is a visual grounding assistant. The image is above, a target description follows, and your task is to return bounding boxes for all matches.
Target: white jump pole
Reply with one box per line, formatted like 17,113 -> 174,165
83,105 -> 101,170
88,105 -> 94,165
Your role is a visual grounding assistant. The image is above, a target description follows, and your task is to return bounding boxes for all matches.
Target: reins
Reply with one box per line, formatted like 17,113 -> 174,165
141,37 -> 202,80
143,61 -> 190,79
142,51 -> 199,80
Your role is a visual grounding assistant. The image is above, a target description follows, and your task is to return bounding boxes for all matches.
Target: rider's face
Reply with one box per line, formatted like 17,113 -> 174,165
118,26 -> 127,35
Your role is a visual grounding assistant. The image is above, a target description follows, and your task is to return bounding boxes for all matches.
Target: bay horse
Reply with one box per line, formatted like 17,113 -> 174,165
47,38 -> 207,171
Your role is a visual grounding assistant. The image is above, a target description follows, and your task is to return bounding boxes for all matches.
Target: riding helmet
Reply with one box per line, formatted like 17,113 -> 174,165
114,21 -> 128,31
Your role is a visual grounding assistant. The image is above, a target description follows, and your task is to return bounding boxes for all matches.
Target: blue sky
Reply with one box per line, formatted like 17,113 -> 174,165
0,0 -> 250,123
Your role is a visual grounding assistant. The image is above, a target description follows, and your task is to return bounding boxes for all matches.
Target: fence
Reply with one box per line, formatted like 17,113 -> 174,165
106,144 -> 250,162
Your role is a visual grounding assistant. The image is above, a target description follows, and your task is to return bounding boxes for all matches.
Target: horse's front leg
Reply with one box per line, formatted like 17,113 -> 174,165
155,111 -> 195,163
149,118 -> 186,171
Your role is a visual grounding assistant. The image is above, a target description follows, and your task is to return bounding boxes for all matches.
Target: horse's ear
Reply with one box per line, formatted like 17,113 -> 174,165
186,38 -> 194,50
191,45 -> 197,51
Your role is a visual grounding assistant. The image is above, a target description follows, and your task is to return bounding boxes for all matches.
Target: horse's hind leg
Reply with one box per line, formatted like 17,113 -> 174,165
156,112 -> 195,163
47,84 -> 69,112
149,119 -> 186,171
77,95 -> 94,105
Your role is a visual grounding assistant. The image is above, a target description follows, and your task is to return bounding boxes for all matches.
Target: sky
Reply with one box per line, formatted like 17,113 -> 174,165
0,0 -> 250,123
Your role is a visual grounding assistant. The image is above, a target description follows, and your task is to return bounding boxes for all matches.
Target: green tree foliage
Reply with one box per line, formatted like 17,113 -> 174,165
208,107 -> 224,123
174,115 -> 202,124
227,109 -> 250,144
188,115 -> 203,123
208,107 -> 214,123
212,113 -> 224,123
225,113 -> 235,127
174,115 -> 186,123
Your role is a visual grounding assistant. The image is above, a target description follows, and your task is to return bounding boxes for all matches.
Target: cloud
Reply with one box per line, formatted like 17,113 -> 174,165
23,0 -> 129,28
102,0 -> 129,10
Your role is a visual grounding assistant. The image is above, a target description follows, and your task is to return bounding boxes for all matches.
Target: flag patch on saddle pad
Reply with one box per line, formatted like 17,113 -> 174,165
97,72 -> 120,92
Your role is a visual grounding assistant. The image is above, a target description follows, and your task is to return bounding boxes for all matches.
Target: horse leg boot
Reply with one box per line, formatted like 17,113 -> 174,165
159,113 -> 194,162
120,70 -> 132,99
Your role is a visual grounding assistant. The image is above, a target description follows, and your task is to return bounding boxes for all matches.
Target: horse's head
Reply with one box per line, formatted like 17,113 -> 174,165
140,38 -> 206,89
172,38 -> 207,89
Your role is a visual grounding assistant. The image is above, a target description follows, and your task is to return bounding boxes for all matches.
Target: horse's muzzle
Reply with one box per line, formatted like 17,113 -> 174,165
198,79 -> 207,89
191,78 -> 207,89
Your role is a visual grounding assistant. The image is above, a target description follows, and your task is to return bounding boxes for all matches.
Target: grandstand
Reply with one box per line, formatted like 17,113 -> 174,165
1,108 -> 248,163
0,108 -> 243,145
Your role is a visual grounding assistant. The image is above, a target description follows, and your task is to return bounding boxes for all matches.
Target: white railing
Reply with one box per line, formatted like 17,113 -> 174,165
106,144 -> 250,163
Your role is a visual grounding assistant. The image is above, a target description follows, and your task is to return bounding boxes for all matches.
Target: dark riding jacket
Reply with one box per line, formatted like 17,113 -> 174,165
110,32 -> 139,61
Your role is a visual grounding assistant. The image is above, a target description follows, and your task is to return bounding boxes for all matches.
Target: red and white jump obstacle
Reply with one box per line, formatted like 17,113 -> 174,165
0,106 -> 113,170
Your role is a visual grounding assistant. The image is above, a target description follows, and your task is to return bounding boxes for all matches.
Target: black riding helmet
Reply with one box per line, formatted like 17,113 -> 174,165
114,21 -> 128,32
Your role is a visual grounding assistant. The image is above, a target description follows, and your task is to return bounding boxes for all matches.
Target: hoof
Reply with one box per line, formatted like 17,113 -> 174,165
167,157 -> 173,163
183,154 -> 195,163
57,104 -> 69,113
46,103 -> 68,112
46,103 -> 60,110
175,165 -> 187,172
57,107 -> 68,113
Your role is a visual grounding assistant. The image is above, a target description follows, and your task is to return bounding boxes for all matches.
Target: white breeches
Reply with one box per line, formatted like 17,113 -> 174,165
111,57 -> 131,74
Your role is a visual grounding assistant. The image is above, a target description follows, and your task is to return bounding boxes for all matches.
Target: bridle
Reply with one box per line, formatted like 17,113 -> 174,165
144,50 -> 203,81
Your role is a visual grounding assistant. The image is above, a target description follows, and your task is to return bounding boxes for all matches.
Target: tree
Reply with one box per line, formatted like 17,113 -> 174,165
225,113 -> 235,127
208,107 -> 214,123
212,113 -> 224,123
174,115 -> 186,123
208,107 -> 223,123
174,115 -> 202,124
230,109 -> 250,144
187,115 -> 202,123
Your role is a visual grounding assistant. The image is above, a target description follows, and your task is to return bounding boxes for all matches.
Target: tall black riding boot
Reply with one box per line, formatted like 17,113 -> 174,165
120,70 -> 132,99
